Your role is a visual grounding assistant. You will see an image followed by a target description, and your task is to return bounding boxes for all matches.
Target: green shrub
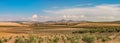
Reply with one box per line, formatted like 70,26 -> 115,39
53,36 -> 59,43
101,36 -> 111,42
29,34 -> 35,43
61,36 -> 66,43
47,38 -> 52,43
9,36 -> 12,40
3,38 -> 8,42
25,39 -> 30,43
0,39 -> 2,43
82,35 -> 94,43
15,37 -> 25,43
38,37 -> 43,43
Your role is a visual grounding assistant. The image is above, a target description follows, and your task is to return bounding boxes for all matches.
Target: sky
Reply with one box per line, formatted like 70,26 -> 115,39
0,0 -> 120,21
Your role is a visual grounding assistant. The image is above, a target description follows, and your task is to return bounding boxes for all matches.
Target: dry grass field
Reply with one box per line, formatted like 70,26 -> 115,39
0,22 -> 120,43
0,22 -> 28,27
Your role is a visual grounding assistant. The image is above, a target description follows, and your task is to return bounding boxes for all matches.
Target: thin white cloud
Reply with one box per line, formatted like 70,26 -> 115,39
43,4 -> 120,21
31,14 -> 38,21
32,14 -> 38,19
96,16 -> 115,19
18,14 -> 51,21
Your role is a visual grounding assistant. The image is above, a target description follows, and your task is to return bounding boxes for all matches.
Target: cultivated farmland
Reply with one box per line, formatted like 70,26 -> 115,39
0,22 -> 120,43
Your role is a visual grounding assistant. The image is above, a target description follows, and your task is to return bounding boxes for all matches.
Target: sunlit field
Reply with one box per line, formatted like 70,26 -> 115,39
0,22 -> 120,43
0,0 -> 119,43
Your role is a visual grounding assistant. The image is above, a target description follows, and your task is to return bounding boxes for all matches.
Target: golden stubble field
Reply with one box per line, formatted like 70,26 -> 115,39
0,22 -> 120,43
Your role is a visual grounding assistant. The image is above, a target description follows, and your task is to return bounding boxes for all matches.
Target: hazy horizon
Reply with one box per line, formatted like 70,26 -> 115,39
0,0 -> 120,21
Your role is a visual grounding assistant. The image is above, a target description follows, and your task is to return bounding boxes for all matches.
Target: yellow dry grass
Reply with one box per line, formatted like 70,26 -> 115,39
0,22 -> 28,27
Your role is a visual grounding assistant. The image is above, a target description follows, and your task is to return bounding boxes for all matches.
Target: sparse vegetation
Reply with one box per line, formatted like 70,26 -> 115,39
82,35 -> 95,43
72,26 -> 120,34
0,22 -> 119,43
